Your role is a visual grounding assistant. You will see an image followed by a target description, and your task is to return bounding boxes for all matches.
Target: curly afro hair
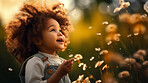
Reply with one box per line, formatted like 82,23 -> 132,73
5,1 -> 72,64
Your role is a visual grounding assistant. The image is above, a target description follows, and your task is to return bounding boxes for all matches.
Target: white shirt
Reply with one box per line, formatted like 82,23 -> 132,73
25,52 -> 64,83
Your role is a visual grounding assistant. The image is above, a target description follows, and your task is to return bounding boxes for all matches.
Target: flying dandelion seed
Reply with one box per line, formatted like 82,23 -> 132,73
69,54 -> 73,57
89,75 -> 94,79
100,50 -> 109,55
102,64 -> 109,70
95,48 -> 101,52
83,77 -> 90,83
78,63 -> 84,67
118,71 -> 130,78
82,64 -> 87,71
134,33 -> 139,36
74,54 -> 83,61
90,57 -> 94,61
8,68 -> 13,72
127,34 -> 132,37
102,21 -> 109,25
88,26 -> 92,29
96,33 -> 101,36
77,75 -> 84,81
107,41 -> 112,45
96,80 -> 101,83
95,60 -> 104,68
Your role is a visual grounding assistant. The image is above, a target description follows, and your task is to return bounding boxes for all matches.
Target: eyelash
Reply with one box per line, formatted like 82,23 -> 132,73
50,29 -> 63,34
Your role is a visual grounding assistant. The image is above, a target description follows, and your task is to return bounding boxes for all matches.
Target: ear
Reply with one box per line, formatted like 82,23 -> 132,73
32,37 -> 42,46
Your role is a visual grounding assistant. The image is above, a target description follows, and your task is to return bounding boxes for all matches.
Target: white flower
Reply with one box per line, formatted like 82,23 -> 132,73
114,7 -> 121,13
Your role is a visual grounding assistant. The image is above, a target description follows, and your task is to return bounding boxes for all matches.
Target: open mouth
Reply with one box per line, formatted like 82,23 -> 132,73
56,38 -> 64,42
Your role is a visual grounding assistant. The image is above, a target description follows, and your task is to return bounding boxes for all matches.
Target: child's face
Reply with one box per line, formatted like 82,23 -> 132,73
39,18 -> 65,52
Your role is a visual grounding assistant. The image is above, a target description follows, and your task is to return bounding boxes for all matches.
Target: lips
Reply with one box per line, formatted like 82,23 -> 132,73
56,37 -> 64,43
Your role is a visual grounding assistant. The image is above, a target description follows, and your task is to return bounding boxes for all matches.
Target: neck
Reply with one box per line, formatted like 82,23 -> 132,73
39,49 -> 57,56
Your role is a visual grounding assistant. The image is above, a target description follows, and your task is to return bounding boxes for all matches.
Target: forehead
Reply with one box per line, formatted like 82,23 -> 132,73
46,18 -> 60,27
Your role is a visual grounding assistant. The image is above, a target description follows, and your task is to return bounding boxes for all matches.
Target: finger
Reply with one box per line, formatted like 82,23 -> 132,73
64,58 -> 74,65
66,61 -> 73,67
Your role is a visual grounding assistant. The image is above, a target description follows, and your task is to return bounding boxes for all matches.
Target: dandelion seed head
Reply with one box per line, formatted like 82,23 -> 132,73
106,24 -> 118,33
118,71 -> 130,78
144,1 -> 148,13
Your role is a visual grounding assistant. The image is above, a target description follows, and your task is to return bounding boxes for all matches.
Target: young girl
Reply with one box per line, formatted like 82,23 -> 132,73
5,1 -> 74,83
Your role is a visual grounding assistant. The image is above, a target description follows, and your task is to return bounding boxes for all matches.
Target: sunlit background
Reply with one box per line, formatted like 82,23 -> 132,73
0,0 -> 148,83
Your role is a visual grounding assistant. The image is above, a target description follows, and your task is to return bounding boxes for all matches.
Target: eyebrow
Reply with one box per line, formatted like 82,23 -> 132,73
48,25 -> 61,30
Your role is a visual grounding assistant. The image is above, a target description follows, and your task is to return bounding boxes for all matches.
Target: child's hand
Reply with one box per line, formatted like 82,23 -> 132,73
56,58 -> 74,77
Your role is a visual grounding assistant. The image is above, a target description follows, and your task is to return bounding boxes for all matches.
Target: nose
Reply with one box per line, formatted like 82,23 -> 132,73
57,31 -> 63,36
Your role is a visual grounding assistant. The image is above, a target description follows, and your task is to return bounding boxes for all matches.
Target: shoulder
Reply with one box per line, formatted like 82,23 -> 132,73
25,56 -> 45,70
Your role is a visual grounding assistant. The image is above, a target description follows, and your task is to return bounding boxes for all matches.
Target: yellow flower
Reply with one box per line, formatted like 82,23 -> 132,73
133,24 -> 146,34
130,14 -> 141,24
106,24 -> 118,33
